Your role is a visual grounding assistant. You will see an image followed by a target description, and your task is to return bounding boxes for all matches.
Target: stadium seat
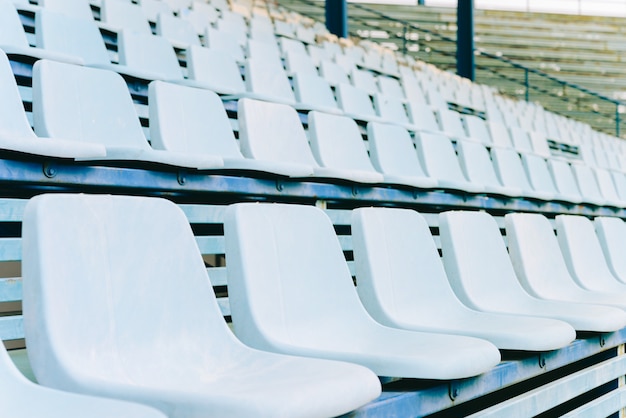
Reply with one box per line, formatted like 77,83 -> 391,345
116,30 -> 184,81
377,75 -> 405,100
594,167 -> 625,207
0,50 -> 106,159
185,45 -> 247,95
32,59 -> 223,169
22,193 -> 382,418
318,59 -> 350,86
595,217 -> 626,283
335,83 -> 385,124
138,0 -> 173,23
456,140 -> 522,196
372,93 -> 414,128
204,27 -> 246,63
236,57 -> 296,105
283,50 -> 318,75
246,38 -> 281,61
505,212 -> 626,307
291,73 -> 342,114
521,153 -> 578,204
351,207 -> 575,351
547,158 -> 584,203
556,215 -> 626,292
509,126 -> 534,153
0,0 -> 83,65
414,132 -> 484,193
224,202 -> 501,379
307,111 -> 385,183
405,100 -> 447,135
463,114 -> 492,145
155,12 -> 201,48
0,342 -> 166,417
180,1 -> 219,34
491,147 -> 554,200
351,68 -> 379,95
570,163 -> 607,206
149,81 -> 322,177
436,108 -> 475,142
366,122 -> 438,188
38,0 -> 94,21
439,210 -> 626,332
99,0 -> 152,35
487,121 -> 513,149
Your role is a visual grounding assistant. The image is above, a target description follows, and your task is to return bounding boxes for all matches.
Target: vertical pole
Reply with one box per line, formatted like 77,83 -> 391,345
325,0 -> 348,39
402,24 -> 408,55
457,0 -> 475,81
616,103 -> 621,138
418,0 -> 425,5
525,68 -> 529,102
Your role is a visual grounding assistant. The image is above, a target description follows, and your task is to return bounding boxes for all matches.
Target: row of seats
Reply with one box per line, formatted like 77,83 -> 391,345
15,193 -> 626,416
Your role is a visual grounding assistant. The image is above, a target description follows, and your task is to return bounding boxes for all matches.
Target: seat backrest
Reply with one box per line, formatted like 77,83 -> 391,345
611,171 -> 626,200
335,83 -> 377,120
308,111 -> 377,173
570,163 -> 604,203
548,159 -> 582,199
243,57 -> 296,105
594,167 -> 622,203
555,215 -> 625,290
138,0 -> 173,23
224,203 -> 374,347
377,75 -> 405,100
117,30 -> 183,80
35,9 -> 111,66
437,109 -> 467,138
439,210 -> 531,310
318,60 -> 350,86
23,194 -> 240,386
509,126 -> 533,152
182,2 -> 219,34
521,153 -> 559,195
100,0 -> 152,34
350,68 -> 378,95
366,122 -> 428,178
352,207 -> 461,322
155,12 -> 201,47
38,0 -> 94,20
32,60 -> 149,149
463,115 -> 491,145
373,93 -> 409,125
0,0 -> 31,49
204,27 -> 245,62
490,148 -> 534,193
237,98 -> 317,166
284,50 -> 317,75
456,140 -> 504,189
292,73 -> 339,111
414,132 -> 469,184
0,50 -> 38,141
486,121 -> 512,148
405,100 -> 440,132
148,81 -> 243,158
528,131 -> 552,158
279,37 -> 307,56
595,217 -> 626,282
186,45 -> 246,94
505,213 -> 582,297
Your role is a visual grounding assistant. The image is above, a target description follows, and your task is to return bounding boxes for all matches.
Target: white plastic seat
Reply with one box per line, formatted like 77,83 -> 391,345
138,0 -> 173,23
595,217 -> 626,283
528,131 -> 552,158
456,140 -> 521,196
439,210 -> 626,332
491,148 -> 554,200
377,75 -> 405,100
246,38 -> 281,61
506,212 -> 626,308
556,215 -> 626,291
23,193 -> 381,418
509,126 -> 533,152
611,171 -> 626,200
0,0 -> 83,65
547,158 -> 584,203
414,132 -> 484,193
594,167 -> 625,207
307,111 -> 384,183
185,45 -> 246,95
224,202 -> 500,379
352,207 -> 575,351
351,68 -> 379,95
372,93 -> 414,128
436,109 -> 474,142
570,163 -> 606,206
463,115 -> 492,145
521,153 -> 578,204
99,0 -> 152,34
0,343 -> 166,417
117,30 -> 184,81
318,59 -> 350,86
366,122 -> 438,188
216,11 -> 248,40
292,73 -> 342,114
38,0 -> 94,20
231,57 -> 296,106
149,82 -> 320,177
155,12 -> 201,48
0,50 -> 106,159
405,100 -> 447,135
274,20 -> 296,39
204,27 -> 246,63
283,50 -> 317,75
486,122 -> 513,149
32,59 -> 222,169
180,2 -> 219,34
335,83 -> 385,124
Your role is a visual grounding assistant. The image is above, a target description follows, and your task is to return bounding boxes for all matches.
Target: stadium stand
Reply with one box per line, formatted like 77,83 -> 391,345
2,0 -> 626,415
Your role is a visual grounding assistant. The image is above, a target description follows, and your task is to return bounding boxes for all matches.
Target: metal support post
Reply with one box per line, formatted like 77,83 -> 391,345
457,0 -> 475,81
325,0 -> 348,39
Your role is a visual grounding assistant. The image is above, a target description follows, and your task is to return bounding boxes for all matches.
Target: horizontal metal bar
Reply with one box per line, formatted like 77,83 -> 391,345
561,385 -> 626,417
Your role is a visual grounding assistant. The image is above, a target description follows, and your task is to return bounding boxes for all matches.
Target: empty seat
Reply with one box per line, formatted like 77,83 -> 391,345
377,75 -> 405,100
351,68 -> 379,95
487,122 -> 513,149
32,59 -> 222,169
0,50 -> 105,159
556,215 -> 626,291
307,111 -> 384,183
246,38 -> 282,61
180,1 -> 219,34
155,12 -> 201,48
414,132 -> 484,193
456,140 -> 521,196
117,30 -> 184,81
594,167 -> 625,207
318,59 -> 350,86
505,213 -> 626,308
509,126 -> 533,153
547,158 -> 584,203
521,153 -> 578,203
23,193 -> 381,418
224,202 -> 500,379
185,45 -> 246,95
351,207 -> 575,351
463,115 -> 492,145
405,100 -> 447,135
291,73 -> 341,114
38,0 -> 94,21
235,57 -> 296,106
204,27 -> 246,63
335,83 -> 384,124
99,0 -> 152,35
139,0 -> 173,23
570,163 -> 606,206
0,342 -> 166,417
491,148 -> 554,200
595,217 -> 626,283
372,93 -> 413,128
283,50 -> 317,75
439,210 -> 626,332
